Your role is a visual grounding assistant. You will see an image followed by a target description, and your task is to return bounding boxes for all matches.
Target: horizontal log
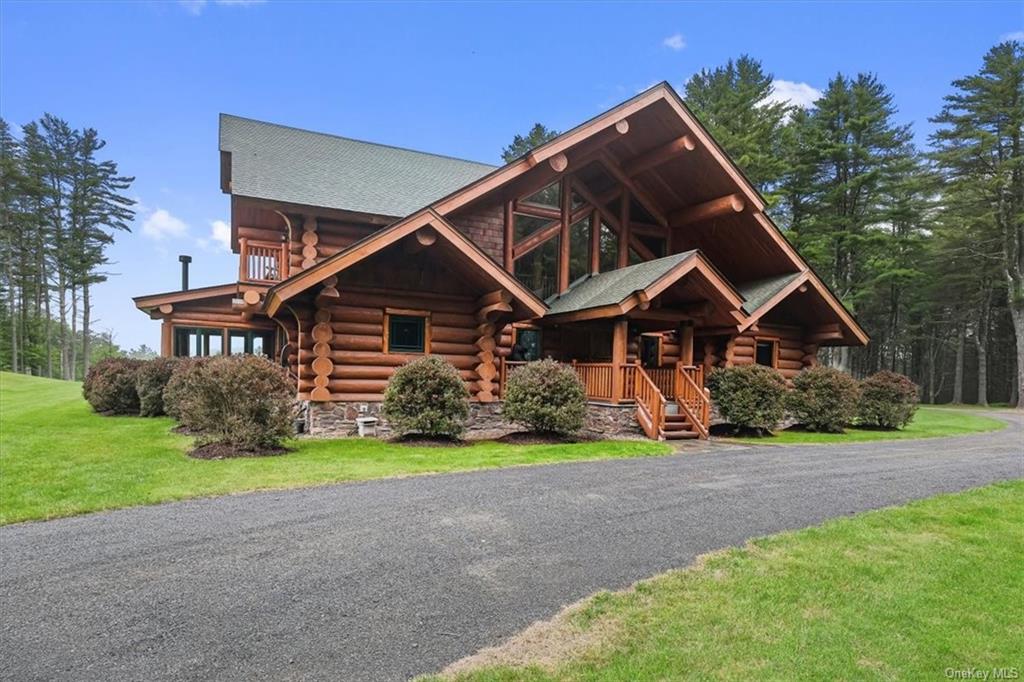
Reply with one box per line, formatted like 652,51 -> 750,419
779,347 -> 804,362
733,345 -> 755,357
336,292 -> 475,314
669,193 -> 745,227
331,321 -> 382,336
326,306 -> 384,324
430,341 -> 478,356
432,326 -> 478,344
321,350 -> 477,370
733,335 -> 756,347
778,359 -> 803,371
335,334 -> 383,352
433,311 -> 478,328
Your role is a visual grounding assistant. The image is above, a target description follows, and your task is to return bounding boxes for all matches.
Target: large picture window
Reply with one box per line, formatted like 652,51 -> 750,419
228,329 -> 275,357
514,237 -> 559,300
386,313 -> 428,354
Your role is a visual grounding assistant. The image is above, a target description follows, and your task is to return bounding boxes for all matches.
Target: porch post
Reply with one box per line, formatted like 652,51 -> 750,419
679,321 -> 694,366
611,318 -> 628,403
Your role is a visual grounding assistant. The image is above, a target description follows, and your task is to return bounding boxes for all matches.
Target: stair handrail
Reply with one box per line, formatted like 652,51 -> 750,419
675,364 -> 710,439
634,365 -> 666,440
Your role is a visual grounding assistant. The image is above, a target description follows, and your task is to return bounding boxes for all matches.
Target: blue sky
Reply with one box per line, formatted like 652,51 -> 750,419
1,0 -> 1019,351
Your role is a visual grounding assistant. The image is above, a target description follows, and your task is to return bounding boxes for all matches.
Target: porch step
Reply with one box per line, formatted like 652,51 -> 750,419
661,428 -> 699,440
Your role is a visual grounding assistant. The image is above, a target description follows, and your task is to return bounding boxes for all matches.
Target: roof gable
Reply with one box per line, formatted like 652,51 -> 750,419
220,114 -> 496,218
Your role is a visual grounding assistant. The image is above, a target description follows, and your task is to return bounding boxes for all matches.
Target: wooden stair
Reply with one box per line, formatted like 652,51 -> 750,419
661,411 -> 700,440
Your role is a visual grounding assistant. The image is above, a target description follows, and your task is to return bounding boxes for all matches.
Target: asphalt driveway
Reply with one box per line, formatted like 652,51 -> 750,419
1,412 -> 1021,681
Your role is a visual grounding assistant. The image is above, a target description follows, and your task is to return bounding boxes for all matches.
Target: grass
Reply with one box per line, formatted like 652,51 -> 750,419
440,480 -> 1024,681
727,405 -> 1006,445
0,372 -> 670,525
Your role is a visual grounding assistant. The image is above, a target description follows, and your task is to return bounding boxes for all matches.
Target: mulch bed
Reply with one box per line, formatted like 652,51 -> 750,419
493,431 -> 590,445
188,443 -> 290,460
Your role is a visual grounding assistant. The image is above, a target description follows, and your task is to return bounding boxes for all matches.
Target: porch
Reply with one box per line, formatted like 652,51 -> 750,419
499,358 -> 710,440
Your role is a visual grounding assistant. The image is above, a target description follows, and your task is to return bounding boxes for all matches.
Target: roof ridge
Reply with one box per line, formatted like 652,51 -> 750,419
219,113 -> 498,170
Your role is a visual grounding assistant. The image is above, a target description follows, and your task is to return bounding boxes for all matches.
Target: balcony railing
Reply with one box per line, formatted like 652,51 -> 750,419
239,238 -> 289,283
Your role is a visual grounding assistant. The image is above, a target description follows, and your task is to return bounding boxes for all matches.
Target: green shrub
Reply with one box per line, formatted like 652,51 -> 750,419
708,364 -> 787,433
502,359 -> 587,435
787,366 -> 860,433
382,356 -> 470,439
163,357 -> 209,422
135,357 -> 181,417
171,355 -> 294,451
82,358 -> 143,415
858,370 -> 919,429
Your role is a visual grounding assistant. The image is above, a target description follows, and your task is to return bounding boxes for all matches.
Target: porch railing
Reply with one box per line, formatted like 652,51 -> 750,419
572,362 -> 615,401
239,238 -> 289,283
634,366 -> 666,439
674,364 -> 710,438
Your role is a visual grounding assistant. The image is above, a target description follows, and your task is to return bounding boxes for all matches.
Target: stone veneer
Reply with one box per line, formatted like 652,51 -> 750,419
302,400 -> 645,440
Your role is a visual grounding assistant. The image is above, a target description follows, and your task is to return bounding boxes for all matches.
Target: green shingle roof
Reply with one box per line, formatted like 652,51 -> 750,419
545,251 -> 700,315
736,272 -> 803,315
220,114 -> 497,217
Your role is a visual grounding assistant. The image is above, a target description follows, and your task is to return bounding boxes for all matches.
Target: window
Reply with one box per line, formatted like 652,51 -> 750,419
599,222 -> 618,273
514,236 -> 559,300
637,235 -> 667,259
174,327 -> 223,357
755,339 -> 778,368
228,329 -> 275,357
387,313 -> 428,354
568,216 -> 590,284
512,328 -> 542,361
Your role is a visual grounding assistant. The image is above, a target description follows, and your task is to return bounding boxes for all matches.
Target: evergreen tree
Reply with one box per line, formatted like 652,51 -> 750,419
501,123 -> 559,163
931,41 -> 1024,407
684,55 -> 791,201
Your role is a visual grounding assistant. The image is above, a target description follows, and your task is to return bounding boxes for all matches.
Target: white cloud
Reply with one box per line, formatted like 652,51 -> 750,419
1001,30 -> 1024,41
142,209 -> 189,240
197,219 -> 232,251
763,79 -> 823,110
662,33 -> 686,51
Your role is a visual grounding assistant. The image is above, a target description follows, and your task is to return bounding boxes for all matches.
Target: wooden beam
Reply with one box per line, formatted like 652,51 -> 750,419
558,175 -> 571,293
670,193 -> 745,227
614,119 -> 630,134
513,201 -> 561,220
622,135 -> 696,177
158,303 -> 173,315
549,153 -> 568,173
503,200 -> 513,270
618,187 -> 631,268
679,321 -> 694,366
589,209 -> 600,275
596,151 -> 668,227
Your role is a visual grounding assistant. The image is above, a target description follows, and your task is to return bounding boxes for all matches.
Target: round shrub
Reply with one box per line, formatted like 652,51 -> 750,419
82,357 -> 143,415
171,355 -> 294,451
707,364 -> 787,433
135,357 -> 181,417
858,370 -> 919,429
502,359 -> 587,435
163,357 -> 210,422
787,366 -> 860,433
382,356 -> 470,439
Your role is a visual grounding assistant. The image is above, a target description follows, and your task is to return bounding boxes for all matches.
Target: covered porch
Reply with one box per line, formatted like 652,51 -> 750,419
498,250 -> 746,439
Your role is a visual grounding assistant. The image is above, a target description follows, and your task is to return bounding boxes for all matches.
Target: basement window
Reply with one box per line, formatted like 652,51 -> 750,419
387,314 -> 428,354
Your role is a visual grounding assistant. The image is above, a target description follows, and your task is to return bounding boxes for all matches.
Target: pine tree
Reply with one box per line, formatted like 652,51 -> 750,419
684,55 -> 791,201
502,123 -> 559,163
931,41 -> 1024,407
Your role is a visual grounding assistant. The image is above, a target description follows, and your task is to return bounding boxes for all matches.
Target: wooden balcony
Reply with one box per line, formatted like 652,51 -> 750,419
239,238 -> 289,283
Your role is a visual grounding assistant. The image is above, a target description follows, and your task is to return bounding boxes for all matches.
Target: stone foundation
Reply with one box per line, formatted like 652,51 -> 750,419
303,400 -> 645,440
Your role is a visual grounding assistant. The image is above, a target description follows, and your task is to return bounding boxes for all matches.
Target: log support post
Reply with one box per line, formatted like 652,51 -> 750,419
723,335 -> 737,368
679,321 -> 694,367
161,321 -> 172,357
611,318 -> 628,403
617,188 -> 631,268
310,276 -> 339,402
475,290 -> 513,402
558,175 -> 572,294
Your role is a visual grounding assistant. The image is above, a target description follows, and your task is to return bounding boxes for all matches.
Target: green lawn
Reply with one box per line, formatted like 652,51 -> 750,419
727,405 -> 1005,445
0,372 -> 670,525
440,481 -> 1024,681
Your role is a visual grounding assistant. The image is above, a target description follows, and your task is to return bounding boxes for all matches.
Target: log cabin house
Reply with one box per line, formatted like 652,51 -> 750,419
133,83 -> 867,440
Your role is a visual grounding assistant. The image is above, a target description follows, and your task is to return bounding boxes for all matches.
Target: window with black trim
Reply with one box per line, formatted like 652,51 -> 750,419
512,328 -> 542,361
228,329 -> 275,357
174,327 -> 223,357
388,315 -> 427,354
755,339 -> 778,368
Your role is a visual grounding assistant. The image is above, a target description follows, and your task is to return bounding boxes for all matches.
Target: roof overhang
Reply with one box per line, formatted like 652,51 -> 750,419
541,251 -> 745,326
264,209 -> 547,319
133,283 -> 243,314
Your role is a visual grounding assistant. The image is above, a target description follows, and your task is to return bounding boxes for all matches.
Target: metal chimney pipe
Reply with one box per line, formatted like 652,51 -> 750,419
179,255 -> 192,291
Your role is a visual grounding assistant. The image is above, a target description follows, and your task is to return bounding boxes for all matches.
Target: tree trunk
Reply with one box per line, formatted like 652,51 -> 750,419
952,322 -> 965,404
975,296 -> 990,407
1011,305 -> 1024,410
82,281 -> 91,379
57,273 -> 68,380
7,259 -> 17,373
70,284 -> 78,381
